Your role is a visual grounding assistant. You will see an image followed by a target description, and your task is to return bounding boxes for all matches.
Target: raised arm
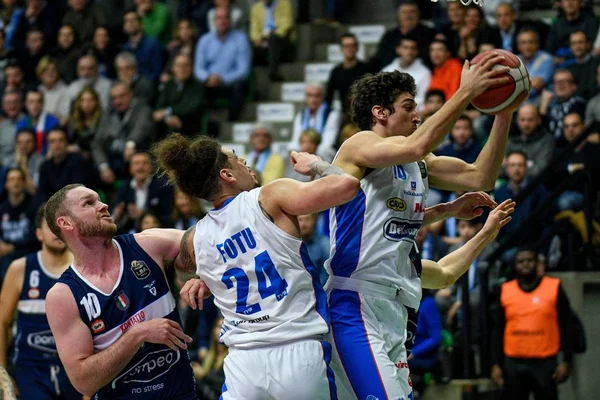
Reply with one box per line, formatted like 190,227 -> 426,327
422,192 -> 497,226
260,152 -> 360,217
337,53 -> 510,173
426,91 -> 529,192
422,199 -> 515,289
46,283 -> 192,396
134,228 -> 185,269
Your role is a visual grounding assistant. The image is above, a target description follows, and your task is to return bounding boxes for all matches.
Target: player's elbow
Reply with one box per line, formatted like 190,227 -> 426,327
336,175 -> 361,203
69,372 -> 98,397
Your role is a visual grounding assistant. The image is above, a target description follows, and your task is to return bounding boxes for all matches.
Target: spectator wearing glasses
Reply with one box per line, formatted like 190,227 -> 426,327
115,51 -> 155,105
540,69 -> 586,144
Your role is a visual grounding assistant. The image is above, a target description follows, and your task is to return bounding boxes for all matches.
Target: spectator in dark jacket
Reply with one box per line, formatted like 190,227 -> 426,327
0,167 -> 38,278
121,10 -> 164,82
546,0 -> 598,62
494,151 -> 547,239
94,82 -> 155,185
436,116 -> 482,164
153,54 -> 204,137
61,0 -> 106,47
37,128 -> 96,202
369,1 -> 435,71
112,152 -> 174,233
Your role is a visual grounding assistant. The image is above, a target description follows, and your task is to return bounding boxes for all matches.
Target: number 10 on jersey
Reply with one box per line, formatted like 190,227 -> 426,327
221,250 -> 288,316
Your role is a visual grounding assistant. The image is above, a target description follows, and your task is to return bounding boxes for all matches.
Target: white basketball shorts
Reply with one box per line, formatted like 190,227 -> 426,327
327,286 -> 413,400
219,339 -> 337,400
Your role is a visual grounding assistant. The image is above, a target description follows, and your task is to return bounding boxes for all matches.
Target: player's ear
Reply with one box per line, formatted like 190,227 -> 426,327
372,105 -> 387,121
35,227 -> 43,242
219,168 -> 236,183
56,215 -> 73,233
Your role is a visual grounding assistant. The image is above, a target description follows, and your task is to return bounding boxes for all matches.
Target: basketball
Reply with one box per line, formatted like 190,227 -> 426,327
470,49 -> 530,115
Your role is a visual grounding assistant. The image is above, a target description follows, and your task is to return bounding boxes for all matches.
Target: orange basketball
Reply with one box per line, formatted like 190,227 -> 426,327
470,49 -> 530,115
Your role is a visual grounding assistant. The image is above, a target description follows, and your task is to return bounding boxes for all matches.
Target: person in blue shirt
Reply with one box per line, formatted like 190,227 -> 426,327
408,289 -> 442,399
122,11 -> 164,82
194,6 -> 251,121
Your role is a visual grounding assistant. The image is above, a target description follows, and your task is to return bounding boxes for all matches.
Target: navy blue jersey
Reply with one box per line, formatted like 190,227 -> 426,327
57,234 -> 196,400
14,252 -> 61,366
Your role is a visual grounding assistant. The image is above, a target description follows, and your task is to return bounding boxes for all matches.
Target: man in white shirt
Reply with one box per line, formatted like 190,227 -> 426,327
382,35 -> 432,111
289,82 -> 342,161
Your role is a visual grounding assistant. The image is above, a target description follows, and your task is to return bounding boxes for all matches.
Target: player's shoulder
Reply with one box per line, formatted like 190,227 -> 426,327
7,256 -> 27,275
336,130 -> 382,155
46,282 -> 75,307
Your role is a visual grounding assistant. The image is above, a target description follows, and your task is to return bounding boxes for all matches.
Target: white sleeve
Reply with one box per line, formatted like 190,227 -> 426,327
288,112 -> 303,151
317,109 -> 342,153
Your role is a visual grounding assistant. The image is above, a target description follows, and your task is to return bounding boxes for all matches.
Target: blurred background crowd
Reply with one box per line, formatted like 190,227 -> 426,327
0,0 -> 598,399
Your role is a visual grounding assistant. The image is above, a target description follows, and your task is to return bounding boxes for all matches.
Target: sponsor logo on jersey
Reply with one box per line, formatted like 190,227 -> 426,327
120,310 -> 146,333
144,280 -> 157,296
91,319 -> 106,334
366,396 -> 379,400
28,288 -> 40,299
230,314 -> 271,327
394,361 -> 409,369
402,189 -> 423,197
411,181 -> 417,190
386,198 -> 407,212
115,291 -> 130,311
383,218 -> 420,242
414,202 -> 425,213
131,260 -> 151,280
393,165 -> 407,180
26,330 -> 57,353
111,348 -> 181,388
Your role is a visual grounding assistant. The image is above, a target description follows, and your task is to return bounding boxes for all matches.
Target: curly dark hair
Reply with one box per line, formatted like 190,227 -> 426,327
153,133 -> 231,201
349,71 -> 417,131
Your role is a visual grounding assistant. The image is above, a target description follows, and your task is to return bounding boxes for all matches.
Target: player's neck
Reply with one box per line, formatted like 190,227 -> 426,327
211,189 -> 242,209
371,124 -> 393,138
40,248 -> 73,273
71,237 -> 118,274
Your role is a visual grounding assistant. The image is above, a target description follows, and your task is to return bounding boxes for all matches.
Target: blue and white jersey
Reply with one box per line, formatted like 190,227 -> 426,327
14,252 -> 60,366
327,159 -> 429,310
193,188 -> 329,349
58,234 -> 196,400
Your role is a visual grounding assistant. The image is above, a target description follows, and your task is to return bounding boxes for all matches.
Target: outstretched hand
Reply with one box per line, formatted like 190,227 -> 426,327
180,279 -> 211,310
480,199 -> 516,242
451,191 -> 497,220
290,151 -> 321,176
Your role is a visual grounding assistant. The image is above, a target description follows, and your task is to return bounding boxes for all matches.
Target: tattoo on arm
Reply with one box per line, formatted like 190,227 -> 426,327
308,161 -> 346,177
0,365 -> 16,400
175,227 -> 197,281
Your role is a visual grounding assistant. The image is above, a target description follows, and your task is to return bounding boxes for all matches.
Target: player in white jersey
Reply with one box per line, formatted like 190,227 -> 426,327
326,51 -> 529,400
154,134 -> 361,400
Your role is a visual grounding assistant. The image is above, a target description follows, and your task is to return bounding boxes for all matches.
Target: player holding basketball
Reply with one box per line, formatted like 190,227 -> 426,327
325,51 -> 529,400
44,185 -> 197,399
154,134 -> 361,400
0,205 -> 82,399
